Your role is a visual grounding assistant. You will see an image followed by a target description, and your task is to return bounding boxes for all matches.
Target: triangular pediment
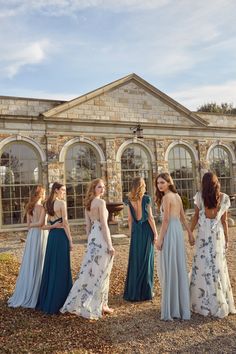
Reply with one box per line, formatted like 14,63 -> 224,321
43,73 -> 208,127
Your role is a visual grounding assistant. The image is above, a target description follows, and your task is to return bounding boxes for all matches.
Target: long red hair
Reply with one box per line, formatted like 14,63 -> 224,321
25,185 -> 45,216
84,179 -> 104,211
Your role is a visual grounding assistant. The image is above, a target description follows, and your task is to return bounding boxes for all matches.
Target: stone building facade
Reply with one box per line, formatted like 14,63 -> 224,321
1,73 -> 236,231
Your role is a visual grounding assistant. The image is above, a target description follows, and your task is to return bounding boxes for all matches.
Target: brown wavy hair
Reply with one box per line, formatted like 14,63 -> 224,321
201,172 -> 220,208
155,172 -> 177,208
45,182 -> 64,216
84,179 -> 104,211
128,177 -> 146,202
25,185 -> 45,216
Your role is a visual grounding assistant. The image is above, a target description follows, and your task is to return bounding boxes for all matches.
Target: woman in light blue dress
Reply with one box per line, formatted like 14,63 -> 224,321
155,173 -> 194,321
8,185 -> 48,308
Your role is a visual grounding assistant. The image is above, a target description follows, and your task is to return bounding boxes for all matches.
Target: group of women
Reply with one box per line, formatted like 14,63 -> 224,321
8,172 -> 236,321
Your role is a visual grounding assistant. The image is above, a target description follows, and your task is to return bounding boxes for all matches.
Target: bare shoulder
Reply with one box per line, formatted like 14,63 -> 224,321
35,204 -> 43,210
55,199 -> 66,208
98,199 -> 106,207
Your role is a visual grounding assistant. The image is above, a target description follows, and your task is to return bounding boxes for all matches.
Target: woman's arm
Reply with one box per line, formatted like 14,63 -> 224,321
85,209 -> 91,236
27,213 -> 31,229
60,201 -> 73,250
179,199 -> 195,246
156,195 -> 170,251
127,207 -> 132,235
147,204 -> 158,243
221,211 -> 229,249
99,200 -> 115,256
189,206 -> 199,232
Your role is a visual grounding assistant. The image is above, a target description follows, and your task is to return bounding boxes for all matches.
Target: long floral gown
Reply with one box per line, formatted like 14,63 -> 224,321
61,208 -> 114,319
190,192 -> 236,318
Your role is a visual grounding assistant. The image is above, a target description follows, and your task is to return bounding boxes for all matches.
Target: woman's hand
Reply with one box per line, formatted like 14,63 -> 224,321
153,234 -> 158,245
108,246 -> 115,257
188,231 -> 195,246
156,237 -> 163,251
54,222 -> 64,229
69,240 -> 73,251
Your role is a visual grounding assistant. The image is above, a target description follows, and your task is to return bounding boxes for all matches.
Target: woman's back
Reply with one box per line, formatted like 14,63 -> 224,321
30,204 -> 43,223
162,192 -> 182,218
130,196 -> 143,221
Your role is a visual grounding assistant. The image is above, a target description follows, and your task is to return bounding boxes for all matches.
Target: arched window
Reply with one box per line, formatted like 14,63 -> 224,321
209,146 -> 232,195
168,145 -> 196,208
0,142 -> 42,226
65,143 -> 101,220
121,144 -> 152,203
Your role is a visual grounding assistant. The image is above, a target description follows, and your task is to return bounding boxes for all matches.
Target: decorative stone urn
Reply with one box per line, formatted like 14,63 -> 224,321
106,202 -> 124,223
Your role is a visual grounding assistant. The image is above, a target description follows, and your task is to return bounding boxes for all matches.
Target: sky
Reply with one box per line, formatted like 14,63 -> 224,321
0,0 -> 236,111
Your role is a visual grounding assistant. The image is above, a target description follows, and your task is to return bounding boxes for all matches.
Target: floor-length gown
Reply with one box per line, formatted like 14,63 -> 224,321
36,217 -> 72,314
157,211 -> 190,320
8,205 -> 48,308
123,195 -> 154,301
61,215 -> 114,319
190,192 -> 236,318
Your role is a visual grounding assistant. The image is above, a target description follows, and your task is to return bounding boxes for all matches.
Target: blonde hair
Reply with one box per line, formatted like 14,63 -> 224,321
128,176 -> 146,202
84,178 -> 104,211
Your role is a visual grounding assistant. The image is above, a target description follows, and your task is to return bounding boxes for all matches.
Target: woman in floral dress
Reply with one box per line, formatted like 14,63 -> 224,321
190,172 -> 236,318
61,178 -> 115,319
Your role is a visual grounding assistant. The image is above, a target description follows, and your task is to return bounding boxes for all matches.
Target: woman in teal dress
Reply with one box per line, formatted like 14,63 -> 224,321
124,177 -> 158,301
36,182 -> 73,314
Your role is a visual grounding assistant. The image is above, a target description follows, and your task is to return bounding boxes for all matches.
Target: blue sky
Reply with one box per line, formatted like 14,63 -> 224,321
0,0 -> 236,110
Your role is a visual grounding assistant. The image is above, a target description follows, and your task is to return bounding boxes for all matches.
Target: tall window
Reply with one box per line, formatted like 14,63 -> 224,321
209,146 -> 232,195
0,142 -> 41,226
65,143 -> 100,220
168,145 -> 195,208
121,145 -> 151,203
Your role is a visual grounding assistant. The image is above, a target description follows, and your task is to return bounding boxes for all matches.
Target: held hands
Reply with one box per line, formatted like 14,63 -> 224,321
153,234 -> 158,245
156,237 -> 163,251
188,231 -> 195,246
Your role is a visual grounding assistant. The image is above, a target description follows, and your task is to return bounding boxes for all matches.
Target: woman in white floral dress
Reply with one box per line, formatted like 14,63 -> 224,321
190,172 -> 236,318
61,178 -> 115,319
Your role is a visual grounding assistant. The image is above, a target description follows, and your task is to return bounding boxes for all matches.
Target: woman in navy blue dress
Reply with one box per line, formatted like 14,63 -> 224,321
124,177 -> 158,301
37,182 -> 73,314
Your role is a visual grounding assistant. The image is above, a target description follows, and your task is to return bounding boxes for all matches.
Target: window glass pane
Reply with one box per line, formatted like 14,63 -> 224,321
121,145 -> 151,203
209,146 -> 232,194
65,144 -> 100,220
168,145 -> 195,208
0,142 -> 41,226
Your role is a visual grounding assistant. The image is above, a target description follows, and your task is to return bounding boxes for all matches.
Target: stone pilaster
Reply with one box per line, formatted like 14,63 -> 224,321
155,140 -> 168,174
105,138 -> 122,202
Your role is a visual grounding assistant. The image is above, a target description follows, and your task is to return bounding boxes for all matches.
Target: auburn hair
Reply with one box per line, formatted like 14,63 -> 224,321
201,172 -> 220,208
128,176 -> 146,202
25,185 -> 45,216
45,182 -> 64,216
155,172 -> 177,208
84,179 -> 104,211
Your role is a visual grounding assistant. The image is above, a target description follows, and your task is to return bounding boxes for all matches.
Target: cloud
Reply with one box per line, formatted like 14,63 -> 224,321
0,0 -> 170,18
170,81 -> 236,110
0,39 -> 52,78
